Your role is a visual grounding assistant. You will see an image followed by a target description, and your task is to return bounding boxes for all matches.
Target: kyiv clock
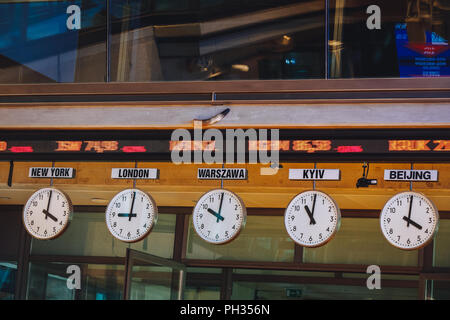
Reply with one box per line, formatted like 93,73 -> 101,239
106,189 -> 158,243
284,190 -> 341,247
23,187 -> 73,240
380,191 -> 439,250
192,189 -> 246,244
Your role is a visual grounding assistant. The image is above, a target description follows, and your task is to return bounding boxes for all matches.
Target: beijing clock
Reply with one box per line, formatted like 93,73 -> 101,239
192,189 -> 246,244
284,190 -> 341,247
380,191 -> 439,250
23,187 -> 73,240
105,189 -> 158,243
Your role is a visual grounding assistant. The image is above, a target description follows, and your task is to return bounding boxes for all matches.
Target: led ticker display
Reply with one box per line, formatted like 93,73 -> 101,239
0,139 -> 449,159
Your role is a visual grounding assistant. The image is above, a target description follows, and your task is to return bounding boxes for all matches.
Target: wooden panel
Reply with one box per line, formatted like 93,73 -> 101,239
1,161 -> 450,212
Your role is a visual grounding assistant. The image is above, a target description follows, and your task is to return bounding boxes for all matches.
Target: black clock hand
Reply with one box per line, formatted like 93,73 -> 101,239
402,216 -> 422,230
44,190 -> 53,220
311,193 -> 317,220
42,209 -> 58,222
406,195 -> 413,227
304,206 -> 317,225
207,208 -> 224,222
129,191 -> 136,222
216,192 -> 225,223
118,213 -> 137,218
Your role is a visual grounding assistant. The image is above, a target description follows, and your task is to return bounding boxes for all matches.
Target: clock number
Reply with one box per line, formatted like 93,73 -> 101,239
426,207 -> 430,214
319,233 -> 322,239
407,238 -> 411,245
309,236 -> 313,242
386,218 -> 391,223
300,233 -> 303,238
32,201 -> 38,207
146,203 -> 150,210
389,207 -> 396,214
225,231 -> 229,237
215,234 -> 219,240
397,199 -> 402,206
202,204 -> 208,210
328,206 -> 332,212
201,224 -> 204,229
39,194 -> 44,200
292,226 -> 296,232
236,214 -> 240,220
290,215 -> 295,221
330,216 -> 334,222
389,228 -> 393,234
428,217 -> 433,224
235,204 -> 238,211
115,203 -> 121,208
417,235 -> 421,241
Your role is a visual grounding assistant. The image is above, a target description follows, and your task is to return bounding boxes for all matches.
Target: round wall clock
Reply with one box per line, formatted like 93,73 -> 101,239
23,187 -> 73,240
105,189 -> 158,243
284,190 -> 341,248
192,189 -> 246,244
380,191 -> 439,250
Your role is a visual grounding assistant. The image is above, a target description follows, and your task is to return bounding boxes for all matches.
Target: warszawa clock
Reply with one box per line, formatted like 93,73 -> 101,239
192,189 -> 246,244
105,189 -> 158,242
284,190 -> 341,247
380,191 -> 439,250
23,187 -> 73,240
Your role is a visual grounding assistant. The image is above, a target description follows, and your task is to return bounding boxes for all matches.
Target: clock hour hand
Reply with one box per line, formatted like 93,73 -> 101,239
207,208 -> 224,222
118,213 -> 137,218
402,216 -> 422,230
42,209 -> 58,222
304,206 -> 316,225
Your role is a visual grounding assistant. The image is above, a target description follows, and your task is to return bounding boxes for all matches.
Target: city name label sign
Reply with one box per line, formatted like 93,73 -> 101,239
384,170 -> 438,182
197,168 -> 247,180
289,169 -> 341,180
111,168 -> 159,179
29,167 -> 75,178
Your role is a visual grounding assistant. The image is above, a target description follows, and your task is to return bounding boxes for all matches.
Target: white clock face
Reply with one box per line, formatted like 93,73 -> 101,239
106,189 -> 158,243
380,191 -> 439,250
284,190 -> 341,248
192,189 -> 246,244
23,187 -> 73,240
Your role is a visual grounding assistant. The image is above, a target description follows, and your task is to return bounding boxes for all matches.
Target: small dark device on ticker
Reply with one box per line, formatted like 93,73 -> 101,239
356,162 -> 377,188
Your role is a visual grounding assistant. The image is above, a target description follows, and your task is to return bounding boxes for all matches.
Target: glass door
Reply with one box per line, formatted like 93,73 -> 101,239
420,273 -> 450,300
123,248 -> 185,300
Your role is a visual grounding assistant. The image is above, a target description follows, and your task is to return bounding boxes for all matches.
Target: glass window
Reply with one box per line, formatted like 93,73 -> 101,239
32,211 -> 176,259
303,218 -> 418,266
329,0 -> 450,78
231,269 -> 419,300
110,0 -> 325,81
0,0 -> 106,83
434,219 -> 450,267
27,262 -> 124,300
185,215 -> 295,262
185,267 -> 222,300
0,262 -> 16,300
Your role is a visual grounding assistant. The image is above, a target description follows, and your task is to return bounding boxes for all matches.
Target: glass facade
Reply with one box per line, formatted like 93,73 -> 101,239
0,0 -> 448,82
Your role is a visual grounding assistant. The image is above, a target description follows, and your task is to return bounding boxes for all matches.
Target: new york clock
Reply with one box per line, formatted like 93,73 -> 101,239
23,187 -> 73,240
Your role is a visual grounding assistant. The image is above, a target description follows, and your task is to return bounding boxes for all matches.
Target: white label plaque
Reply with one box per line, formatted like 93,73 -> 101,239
384,170 -> 438,182
111,168 -> 159,179
29,167 -> 75,178
289,169 -> 340,181
197,168 -> 247,180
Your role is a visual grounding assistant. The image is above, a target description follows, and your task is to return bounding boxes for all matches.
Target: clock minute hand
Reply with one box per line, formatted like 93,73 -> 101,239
44,190 -> 53,220
406,195 -> 413,227
129,191 -> 136,222
217,192 -> 225,223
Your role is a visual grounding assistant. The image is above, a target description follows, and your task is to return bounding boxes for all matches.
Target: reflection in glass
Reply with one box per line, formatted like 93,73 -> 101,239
434,220 -> 450,267
329,0 -> 449,78
110,0 -> 325,81
129,265 -> 174,300
186,215 -> 294,262
303,218 -> 418,266
32,212 -> 176,259
27,262 -> 124,300
0,0 -> 106,83
0,262 -> 16,300
231,269 -> 418,300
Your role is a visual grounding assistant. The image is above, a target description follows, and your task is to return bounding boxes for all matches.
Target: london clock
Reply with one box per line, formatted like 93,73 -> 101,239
380,191 -> 439,250
284,190 -> 341,247
23,187 -> 73,240
105,189 -> 158,243
192,189 -> 246,244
